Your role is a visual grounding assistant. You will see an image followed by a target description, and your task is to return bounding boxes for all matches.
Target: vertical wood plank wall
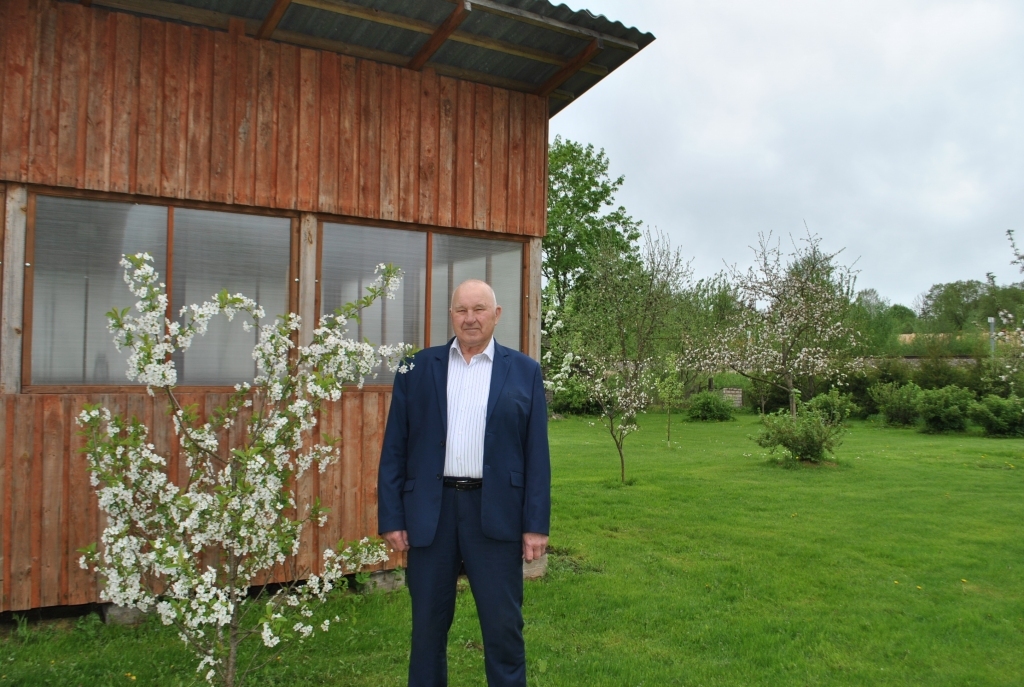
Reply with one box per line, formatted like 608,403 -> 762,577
0,0 -> 550,612
0,392 -> 395,612
0,0 -> 549,236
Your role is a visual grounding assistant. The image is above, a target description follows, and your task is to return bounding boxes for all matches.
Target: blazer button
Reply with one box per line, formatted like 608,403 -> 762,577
440,440 -> 446,448
436,474 -> 441,480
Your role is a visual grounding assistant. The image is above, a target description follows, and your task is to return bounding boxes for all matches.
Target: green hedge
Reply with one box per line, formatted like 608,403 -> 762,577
970,394 -> 1024,436
917,385 -> 975,433
868,382 -> 922,426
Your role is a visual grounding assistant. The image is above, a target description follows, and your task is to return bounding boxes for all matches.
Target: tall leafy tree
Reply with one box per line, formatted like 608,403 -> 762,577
917,280 -> 987,332
916,276 -> 1024,334
545,136 -> 641,307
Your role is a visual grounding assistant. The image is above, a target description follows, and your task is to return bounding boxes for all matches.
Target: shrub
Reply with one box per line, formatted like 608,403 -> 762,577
970,394 -> 1024,436
847,359 -> 914,419
551,375 -> 601,415
806,388 -> 859,426
755,408 -> 844,463
913,356 -> 984,394
687,391 -> 735,421
916,385 -> 975,433
869,382 -> 921,426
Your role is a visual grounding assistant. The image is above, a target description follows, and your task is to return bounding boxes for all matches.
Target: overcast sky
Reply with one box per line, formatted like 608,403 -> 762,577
548,0 -> 1024,308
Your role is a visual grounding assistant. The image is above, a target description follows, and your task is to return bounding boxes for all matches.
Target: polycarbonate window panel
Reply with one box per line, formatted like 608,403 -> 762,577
172,209 -> 291,385
32,196 -> 168,385
320,223 -> 426,385
430,235 -> 522,350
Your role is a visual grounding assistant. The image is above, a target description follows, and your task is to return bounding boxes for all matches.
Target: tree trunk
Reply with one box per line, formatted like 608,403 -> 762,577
225,611 -> 239,687
616,438 -> 626,483
787,374 -> 797,417
225,555 -> 241,687
666,407 -> 671,448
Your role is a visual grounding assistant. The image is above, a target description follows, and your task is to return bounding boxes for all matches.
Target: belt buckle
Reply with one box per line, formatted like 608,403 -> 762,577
445,477 -> 482,490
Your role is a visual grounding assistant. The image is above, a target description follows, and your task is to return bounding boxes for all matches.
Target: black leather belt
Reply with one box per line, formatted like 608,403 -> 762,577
443,477 -> 483,490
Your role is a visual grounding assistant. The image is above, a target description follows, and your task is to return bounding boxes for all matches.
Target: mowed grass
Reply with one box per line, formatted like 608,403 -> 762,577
3,414 -> 1024,686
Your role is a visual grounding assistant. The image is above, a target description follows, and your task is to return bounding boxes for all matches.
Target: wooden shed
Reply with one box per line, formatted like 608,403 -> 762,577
0,0 -> 653,613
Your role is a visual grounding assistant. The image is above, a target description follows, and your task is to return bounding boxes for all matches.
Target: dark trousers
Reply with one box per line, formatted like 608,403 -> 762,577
406,485 -> 526,687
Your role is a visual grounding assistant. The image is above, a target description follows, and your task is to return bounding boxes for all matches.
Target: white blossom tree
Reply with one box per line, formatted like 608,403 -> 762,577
993,231 -> 1024,391
664,273 -> 739,402
78,253 -> 410,687
986,310 -> 1024,394
683,233 -> 860,416
560,231 -> 690,482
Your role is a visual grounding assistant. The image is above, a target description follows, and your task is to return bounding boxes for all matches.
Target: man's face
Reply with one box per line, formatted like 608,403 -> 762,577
450,282 -> 502,351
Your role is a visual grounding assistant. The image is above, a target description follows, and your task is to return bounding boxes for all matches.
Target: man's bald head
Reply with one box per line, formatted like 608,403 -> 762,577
451,279 -> 498,310
449,279 -> 502,356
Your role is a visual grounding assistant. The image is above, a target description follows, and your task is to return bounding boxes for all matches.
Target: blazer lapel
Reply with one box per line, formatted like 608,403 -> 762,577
433,344 -> 449,433
486,342 -> 511,422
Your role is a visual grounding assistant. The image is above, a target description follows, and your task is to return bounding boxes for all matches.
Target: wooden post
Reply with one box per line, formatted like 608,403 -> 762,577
298,212 -> 318,347
1,185 -> 27,394
527,236 -> 541,362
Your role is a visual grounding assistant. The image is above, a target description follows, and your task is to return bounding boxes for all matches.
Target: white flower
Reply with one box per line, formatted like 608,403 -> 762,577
261,623 -> 281,648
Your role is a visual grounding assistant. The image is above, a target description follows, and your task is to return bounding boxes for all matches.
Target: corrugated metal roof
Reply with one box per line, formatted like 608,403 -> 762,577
123,0 -> 654,116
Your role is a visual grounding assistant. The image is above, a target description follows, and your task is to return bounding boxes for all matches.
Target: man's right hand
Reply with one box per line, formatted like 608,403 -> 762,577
382,530 -> 410,553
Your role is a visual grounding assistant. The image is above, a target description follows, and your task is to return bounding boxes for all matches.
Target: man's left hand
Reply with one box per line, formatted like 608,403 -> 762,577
522,533 -> 548,562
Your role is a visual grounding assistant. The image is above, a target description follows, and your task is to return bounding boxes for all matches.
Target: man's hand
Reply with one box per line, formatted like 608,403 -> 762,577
382,530 -> 409,553
522,533 -> 548,562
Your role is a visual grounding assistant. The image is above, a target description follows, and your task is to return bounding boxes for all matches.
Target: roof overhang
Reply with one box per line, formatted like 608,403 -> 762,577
81,0 -> 655,117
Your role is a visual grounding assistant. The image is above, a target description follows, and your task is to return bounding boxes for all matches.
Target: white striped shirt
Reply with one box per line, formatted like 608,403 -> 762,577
444,337 -> 494,479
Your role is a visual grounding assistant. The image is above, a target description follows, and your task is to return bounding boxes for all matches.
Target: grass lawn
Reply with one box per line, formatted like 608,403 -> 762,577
3,414 -> 1023,686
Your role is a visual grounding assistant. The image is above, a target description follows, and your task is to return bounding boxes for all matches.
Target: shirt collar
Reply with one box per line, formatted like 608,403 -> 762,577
450,336 -> 495,362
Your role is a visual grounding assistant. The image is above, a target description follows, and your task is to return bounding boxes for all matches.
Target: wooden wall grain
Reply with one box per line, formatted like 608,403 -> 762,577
0,0 -> 549,236
0,390 -> 395,612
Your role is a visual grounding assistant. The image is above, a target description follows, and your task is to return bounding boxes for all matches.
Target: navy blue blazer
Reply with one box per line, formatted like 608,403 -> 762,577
377,339 -> 551,547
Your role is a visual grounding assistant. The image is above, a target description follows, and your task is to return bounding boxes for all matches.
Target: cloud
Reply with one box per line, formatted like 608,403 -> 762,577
551,0 -> 1024,305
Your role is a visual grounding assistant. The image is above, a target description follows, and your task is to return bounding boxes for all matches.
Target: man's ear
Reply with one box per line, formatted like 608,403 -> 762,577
494,305 -> 502,322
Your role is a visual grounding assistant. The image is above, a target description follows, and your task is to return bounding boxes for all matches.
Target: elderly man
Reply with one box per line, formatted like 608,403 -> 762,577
377,279 -> 551,687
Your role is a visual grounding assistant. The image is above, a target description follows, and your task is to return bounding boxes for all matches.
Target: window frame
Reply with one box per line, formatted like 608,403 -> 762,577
22,187 -> 301,393
314,212 -> 532,392
21,187 -> 532,393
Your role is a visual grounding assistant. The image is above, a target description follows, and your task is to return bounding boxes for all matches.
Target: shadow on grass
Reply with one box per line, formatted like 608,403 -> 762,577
544,545 -> 603,576
761,455 -> 846,470
599,477 -> 639,488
